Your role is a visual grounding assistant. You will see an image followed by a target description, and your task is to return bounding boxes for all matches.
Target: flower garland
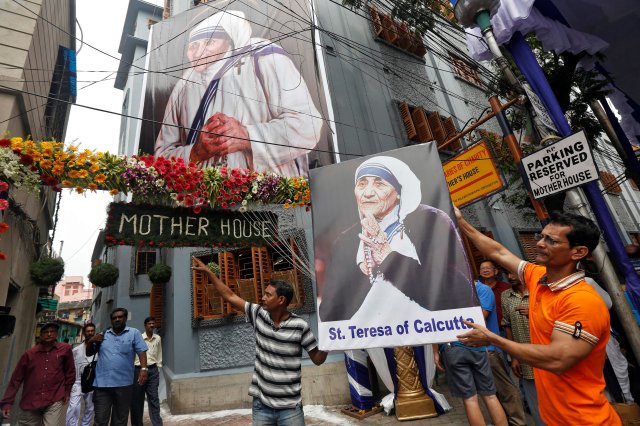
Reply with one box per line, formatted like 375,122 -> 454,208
0,137 -> 311,211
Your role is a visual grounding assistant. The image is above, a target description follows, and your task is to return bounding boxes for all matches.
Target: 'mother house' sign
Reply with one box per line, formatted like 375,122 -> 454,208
105,203 -> 277,247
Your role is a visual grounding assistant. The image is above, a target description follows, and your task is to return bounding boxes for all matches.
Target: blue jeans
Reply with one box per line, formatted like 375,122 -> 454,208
252,398 -> 305,426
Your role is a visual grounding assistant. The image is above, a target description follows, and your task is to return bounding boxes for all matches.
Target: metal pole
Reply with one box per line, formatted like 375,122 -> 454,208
488,96 -> 548,221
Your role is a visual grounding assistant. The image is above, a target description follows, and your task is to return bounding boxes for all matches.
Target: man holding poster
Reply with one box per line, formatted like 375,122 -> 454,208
311,144 -> 482,350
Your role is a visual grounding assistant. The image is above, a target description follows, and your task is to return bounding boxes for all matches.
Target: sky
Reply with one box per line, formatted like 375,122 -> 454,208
53,0 -> 163,286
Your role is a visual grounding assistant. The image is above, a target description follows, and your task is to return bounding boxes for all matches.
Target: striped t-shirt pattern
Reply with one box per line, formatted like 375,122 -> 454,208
246,302 -> 318,409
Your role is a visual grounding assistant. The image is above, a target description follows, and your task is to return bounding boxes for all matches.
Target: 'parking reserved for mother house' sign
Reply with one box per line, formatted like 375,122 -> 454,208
521,130 -> 599,199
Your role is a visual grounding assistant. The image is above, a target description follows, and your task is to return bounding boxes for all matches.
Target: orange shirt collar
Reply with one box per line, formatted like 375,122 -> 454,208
539,270 -> 585,291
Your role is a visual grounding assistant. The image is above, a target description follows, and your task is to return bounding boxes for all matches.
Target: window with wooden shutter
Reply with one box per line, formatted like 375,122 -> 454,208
149,284 -> 163,328
381,14 -> 397,43
410,34 -> 427,57
251,246 -> 272,306
135,250 -> 156,275
461,230 -> 494,278
518,231 -> 540,264
399,101 -> 417,140
396,23 -> 412,50
442,117 -> 461,151
412,107 -> 433,143
449,53 -> 483,87
369,6 -> 383,37
428,111 -> 447,146
599,171 -> 622,194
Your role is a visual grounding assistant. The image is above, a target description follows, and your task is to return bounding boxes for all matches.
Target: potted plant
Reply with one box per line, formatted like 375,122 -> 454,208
89,263 -> 119,288
207,261 -> 220,276
147,263 -> 172,285
30,257 -> 65,287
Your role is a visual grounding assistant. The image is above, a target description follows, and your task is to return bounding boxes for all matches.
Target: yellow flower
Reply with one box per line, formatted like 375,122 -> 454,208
11,139 -> 23,152
10,137 -> 23,144
68,170 -> 79,179
52,165 -> 65,176
77,154 -> 88,164
77,170 -> 89,179
42,148 -> 54,157
67,153 -> 76,162
94,174 -> 107,184
109,189 -> 119,196
75,186 -> 84,194
39,159 -> 53,170
283,202 -> 291,209
68,146 -> 78,152
88,183 -> 98,191
25,140 -> 35,149
55,151 -> 67,161
62,180 -> 73,188
41,141 -> 53,150
89,163 -> 100,173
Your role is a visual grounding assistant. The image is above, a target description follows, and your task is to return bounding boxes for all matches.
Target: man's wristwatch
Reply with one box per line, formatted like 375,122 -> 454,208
141,367 -> 148,371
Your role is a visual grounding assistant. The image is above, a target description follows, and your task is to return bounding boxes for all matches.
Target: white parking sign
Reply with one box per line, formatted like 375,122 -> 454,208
521,130 -> 599,199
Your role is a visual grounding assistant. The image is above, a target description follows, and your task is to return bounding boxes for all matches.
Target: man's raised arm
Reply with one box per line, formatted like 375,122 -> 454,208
191,256 -> 246,312
454,207 -> 522,276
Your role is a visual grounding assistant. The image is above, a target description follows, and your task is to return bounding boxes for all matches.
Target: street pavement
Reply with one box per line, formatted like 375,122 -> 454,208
145,377 -> 534,426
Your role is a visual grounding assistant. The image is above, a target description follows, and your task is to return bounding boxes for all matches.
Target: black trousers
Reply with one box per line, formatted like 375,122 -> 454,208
93,385 -> 133,426
131,366 -> 163,426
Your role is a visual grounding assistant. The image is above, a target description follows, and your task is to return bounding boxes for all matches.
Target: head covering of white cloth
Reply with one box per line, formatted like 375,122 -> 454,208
354,156 -> 421,222
189,10 -> 252,52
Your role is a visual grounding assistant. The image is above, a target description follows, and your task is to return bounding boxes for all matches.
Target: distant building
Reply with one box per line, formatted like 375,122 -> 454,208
55,276 -> 94,303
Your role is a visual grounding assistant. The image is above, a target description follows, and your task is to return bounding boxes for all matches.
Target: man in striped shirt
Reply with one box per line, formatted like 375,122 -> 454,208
192,257 -> 328,425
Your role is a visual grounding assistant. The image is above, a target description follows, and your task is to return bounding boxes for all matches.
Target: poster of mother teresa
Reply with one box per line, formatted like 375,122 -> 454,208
310,144 -> 483,350
138,0 -> 334,176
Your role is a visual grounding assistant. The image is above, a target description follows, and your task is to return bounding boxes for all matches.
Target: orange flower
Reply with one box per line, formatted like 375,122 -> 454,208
68,170 -> 79,179
52,165 -> 64,176
109,189 -> 119,196
88,183 -> 98,192
94,174 -> 107,184
42,148 -> 54,157
62,180 -> 73,188
77,170 -> 89,179
39,159 -> 53,170
89,163 -> 100,173
75,186 -> 84,194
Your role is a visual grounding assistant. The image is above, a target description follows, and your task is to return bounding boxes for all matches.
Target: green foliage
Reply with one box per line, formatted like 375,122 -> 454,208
89,263 -> 119,288
148,263 -> 172,285
30,257 -> 65,287
207,262 -> 220,276
341,0 -> 441,36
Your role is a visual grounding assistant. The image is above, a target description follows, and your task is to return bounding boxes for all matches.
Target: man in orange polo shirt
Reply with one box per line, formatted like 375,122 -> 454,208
454,209 -> 620,425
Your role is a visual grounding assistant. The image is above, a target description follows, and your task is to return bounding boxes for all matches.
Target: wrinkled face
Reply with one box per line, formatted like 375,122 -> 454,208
354,176 -> 400,219
535,223 -> 574,267
187,37 -> 231,72
83,326 -> 96,341
261,285 -> 283,312
145,321 -> 156,334
479,262 -> 498,280
40,327 -> 58,344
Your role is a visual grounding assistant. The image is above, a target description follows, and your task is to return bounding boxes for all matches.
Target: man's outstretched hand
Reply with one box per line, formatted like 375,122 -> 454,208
456,320 -> 497,347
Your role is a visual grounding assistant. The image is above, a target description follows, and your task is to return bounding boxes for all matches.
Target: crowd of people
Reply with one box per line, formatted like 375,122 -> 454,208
1,312 -> 163,426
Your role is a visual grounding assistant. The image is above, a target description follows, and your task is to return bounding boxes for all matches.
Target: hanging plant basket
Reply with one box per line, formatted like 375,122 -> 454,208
30,257 -> 65,287
207,262 -> 220,276
89,263 -> 119,288
148,263 -> 172,286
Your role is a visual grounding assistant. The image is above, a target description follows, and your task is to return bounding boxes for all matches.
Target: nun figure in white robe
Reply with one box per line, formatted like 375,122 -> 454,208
154,10 -> 323,177
319,156 -> 476,322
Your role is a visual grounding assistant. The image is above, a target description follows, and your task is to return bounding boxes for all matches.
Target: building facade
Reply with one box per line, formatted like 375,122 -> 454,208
0,0 -> 76,400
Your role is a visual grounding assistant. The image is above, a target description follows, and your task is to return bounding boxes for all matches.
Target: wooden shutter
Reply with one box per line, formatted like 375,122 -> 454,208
396,23 -> 412,50
428,111 -> 447,146
218,251 -> 237,315
369,6 -> 383,37
411,107 -> 433,143
251,246 -> 272,305
518,231 -> 539,264
410,33 -> 427,57
149,284 -> 163,328
289,238 -> 305,307
381,14 -> 397,43
192,256 -> 210,318
599,171 -> 622,194
461,230 -> 494,278
399,102 -> 417,140
442,117 -> 461,151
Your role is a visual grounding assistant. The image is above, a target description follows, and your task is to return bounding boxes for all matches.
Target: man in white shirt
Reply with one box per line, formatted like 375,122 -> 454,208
131,317 -> 163,426
66,323 -> 97,426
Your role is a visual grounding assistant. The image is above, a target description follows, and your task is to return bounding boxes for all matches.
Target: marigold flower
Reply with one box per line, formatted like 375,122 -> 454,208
109,189 -> 119,196
68,170 -> 79,179
94,174 -> 107,184
39,159 -> 53,170
90,163 -> 100,173
62,180 -> 73,187
52,165 -> 64,176
68,146 -> 78,152
77,170 -> 89,179
88,183 -> 98,191
75,186 -> 84,194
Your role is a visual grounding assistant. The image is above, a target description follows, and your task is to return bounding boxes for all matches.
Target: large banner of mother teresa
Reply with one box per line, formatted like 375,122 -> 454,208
310,144 -> 483,350
138,0 -> 334,177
